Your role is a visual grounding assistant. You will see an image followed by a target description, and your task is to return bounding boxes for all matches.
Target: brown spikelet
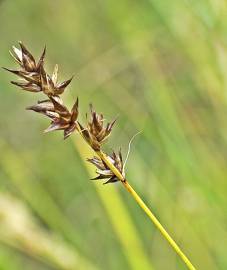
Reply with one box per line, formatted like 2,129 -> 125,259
27,96 -> 79,139
4,42 -> 46,93
4,42 -> 73,97
87,150 -> 124,184
80,104 -> 116,150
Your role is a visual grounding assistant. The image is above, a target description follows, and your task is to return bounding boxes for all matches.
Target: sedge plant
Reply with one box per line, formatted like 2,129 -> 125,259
4,42 -> 197,270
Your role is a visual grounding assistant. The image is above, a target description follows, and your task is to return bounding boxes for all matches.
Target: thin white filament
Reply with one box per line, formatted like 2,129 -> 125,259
123,131 -> 142,173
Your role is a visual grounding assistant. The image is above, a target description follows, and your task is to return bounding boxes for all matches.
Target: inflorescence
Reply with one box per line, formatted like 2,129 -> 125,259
4,42 -> 124,184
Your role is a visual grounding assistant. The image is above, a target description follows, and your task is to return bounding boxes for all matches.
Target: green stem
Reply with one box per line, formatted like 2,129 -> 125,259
76,122 -> 196,270
97,150 -> 197,270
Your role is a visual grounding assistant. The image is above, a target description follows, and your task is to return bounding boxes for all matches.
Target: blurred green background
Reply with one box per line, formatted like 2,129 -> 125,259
0,0 -> 227,269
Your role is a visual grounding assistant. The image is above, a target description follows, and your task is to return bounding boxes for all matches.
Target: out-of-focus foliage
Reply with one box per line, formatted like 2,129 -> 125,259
0,1 -> 227,269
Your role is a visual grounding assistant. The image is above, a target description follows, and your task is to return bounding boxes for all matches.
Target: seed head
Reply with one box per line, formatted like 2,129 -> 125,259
4,42 -> 73,96
80,105 -> 116,150
4,42 -> 46,92
27,96 -> 79,139
87,150 -> 124,184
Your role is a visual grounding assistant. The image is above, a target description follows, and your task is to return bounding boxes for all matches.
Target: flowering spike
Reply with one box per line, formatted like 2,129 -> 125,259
28,97 -> 79,139
80,105 -> 116,150
5,43 -> 73,96
87,150 -> 125,184
4,42 -> 46,93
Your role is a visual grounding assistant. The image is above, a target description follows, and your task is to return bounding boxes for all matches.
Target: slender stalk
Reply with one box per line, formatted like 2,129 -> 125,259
76,123 -> 197,269
96,150 -> 197,270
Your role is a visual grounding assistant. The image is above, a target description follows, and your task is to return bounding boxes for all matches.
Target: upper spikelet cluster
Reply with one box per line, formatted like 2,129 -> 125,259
5,42 -> 123,184
4,42 -> 77,139
4,42 -> 72,96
